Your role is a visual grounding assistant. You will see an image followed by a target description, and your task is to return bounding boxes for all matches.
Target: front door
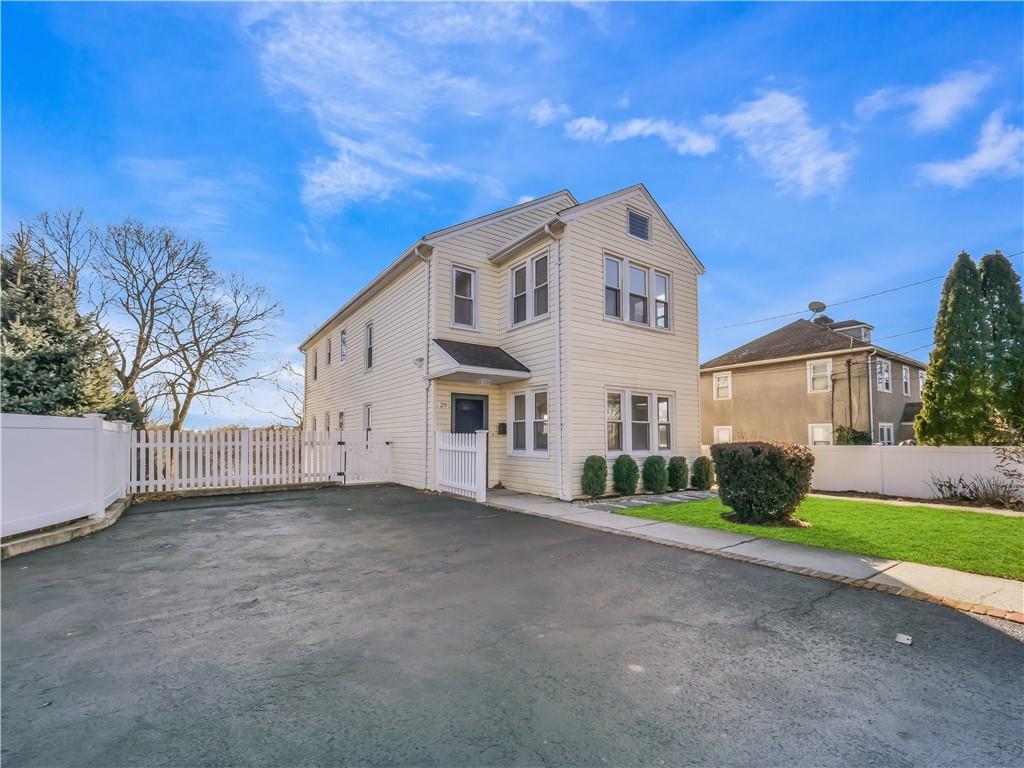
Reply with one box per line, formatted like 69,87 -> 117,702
452,394 -> 488,485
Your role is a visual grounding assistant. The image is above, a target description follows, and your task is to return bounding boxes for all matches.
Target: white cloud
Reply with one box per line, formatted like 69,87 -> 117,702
918,110 -> 1024,189
856,69 -> 993,132
709,91 -> 851,197
607,118 -> 717,156
516,194 -> 536,204
530,98 -> 570,126
564,116 -> 609,141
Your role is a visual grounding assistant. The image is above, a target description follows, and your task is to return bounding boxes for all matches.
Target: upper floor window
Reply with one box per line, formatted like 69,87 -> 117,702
340,329 -> 348,361
365,322 -> 374,369
654,273 -> 670,329
902,365 -> 910,396
604,254 -> 671,330
510,252 -> 548,327
605,257 -> 622,319
327,338 -> 332,365
919,369 -> 926,394
713,371 -> 732,400
627,209 -> 650,241
452,267 -> 476,328
313,350 -> 318,381
807,359 -> 832,393
338,411 -> 345,431
877,358 -> 891,393
629,265 -> 648,324
510,389 -> 548,455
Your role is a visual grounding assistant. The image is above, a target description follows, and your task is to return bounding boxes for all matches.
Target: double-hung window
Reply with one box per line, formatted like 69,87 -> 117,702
605,254 -> 671,330
606,393 -> 623,451
340,329 -> 348,362
919,369 -> 926,394
325,412 -> 330,433
327,338 -> 332,365
452,267 -> 476,328
877,358 -> 891,393
605,257 -> 622,319
878,423 -> 894,445
313,351 -> 318,381
657,395 -> 672,450
631,394 -> 650,451
629,265 -> 648,324
364,404 -> 372,438
654,273 -> 670,329
337,411 -> 345,431
606,389 -> 673,455
807,359 -> 832,393
510,390 -> 548,455
713,371 -> 732,400
808,423 -> 833,446
365,322 -> 374,369
510,252 -> 549,327
902,365 -> 910,396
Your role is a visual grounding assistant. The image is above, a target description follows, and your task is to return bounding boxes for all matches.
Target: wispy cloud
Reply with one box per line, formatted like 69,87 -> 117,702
709,91 -> 851,197
564,116 -> 609,142
918,110 -> 1023,189
530,98 -> 570,127
857,68 -> 993,132
564,115 -> 716,156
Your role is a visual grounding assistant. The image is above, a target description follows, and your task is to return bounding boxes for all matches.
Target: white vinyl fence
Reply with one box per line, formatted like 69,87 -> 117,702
436,430 -> 488,502
1,413 -> 131,537
810,445 -> 1014,499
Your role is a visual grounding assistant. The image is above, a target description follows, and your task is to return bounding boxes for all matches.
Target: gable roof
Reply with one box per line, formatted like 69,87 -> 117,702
701,318 -> 927,370
423,189 -> 577,243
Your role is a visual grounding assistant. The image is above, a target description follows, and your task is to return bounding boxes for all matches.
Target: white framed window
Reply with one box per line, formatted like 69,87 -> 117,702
605,256 -> 622,319
627,208 -> 650,241
808,422 -> 833,446
606,389 -> 673,456
878,422 -> 894,445
919,369 -> 926,394
807,359 -> 832,393
902,365 -> 910,396
452,266 -> 476,328
713,425 -> 733,444
713,371 -> 732,400
876,358 -> 891,393
325,411 -> 330,433
365,322 -> 374,369
312,350 -> 318,381
312,416 -> 317,431
509,252 -> 549,328
340,329 -> 348,362
338,411 -> 345,431
327,338 -> 332,365
509,389 -> 548,455
364,404 -> 372,437
654,272 -> 670,329
628,265 -> 648,324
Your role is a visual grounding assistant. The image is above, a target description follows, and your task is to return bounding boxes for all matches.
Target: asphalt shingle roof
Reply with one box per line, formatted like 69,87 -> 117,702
701,319 -> 871,369
433,338 -> 530,373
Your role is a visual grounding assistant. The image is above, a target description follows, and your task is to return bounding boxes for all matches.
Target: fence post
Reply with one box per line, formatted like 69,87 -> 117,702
475,430 -> 487,503
241,428 -> 252,487
114,421 -> 130,497
83,413 -> 107,518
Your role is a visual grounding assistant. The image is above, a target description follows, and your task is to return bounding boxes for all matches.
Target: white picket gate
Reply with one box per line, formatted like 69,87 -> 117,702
129,428 -> 391,493
435,430 -> 488,502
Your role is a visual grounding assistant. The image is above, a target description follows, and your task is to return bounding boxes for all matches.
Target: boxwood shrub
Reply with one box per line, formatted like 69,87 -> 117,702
667,456 -> 688,492
641,455 -> 668,494
710,441 -> 815,523
690,456 -> 714,490
581,455 -> 607,498
612,454 -> 639,495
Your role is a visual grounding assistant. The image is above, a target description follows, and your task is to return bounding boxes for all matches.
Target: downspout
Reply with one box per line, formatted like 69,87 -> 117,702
546,222 -> 568,500
416,245 -> 432,489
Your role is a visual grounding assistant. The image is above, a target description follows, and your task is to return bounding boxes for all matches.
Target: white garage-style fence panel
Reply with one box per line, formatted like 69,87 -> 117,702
435,430 -> 488,502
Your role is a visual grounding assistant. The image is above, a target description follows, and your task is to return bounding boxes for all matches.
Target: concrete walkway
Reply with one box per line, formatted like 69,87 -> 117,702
487,490 -> 1024,618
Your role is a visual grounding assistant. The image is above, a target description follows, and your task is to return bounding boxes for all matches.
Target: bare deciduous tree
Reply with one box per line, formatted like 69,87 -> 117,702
242,362 -> 305,428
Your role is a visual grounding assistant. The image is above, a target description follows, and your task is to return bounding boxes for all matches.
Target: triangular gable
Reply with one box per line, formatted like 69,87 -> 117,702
424,189 -> 578,243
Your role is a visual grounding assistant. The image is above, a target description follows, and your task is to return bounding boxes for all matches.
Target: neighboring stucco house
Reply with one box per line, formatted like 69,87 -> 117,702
700,318 -> 928,447
300,184 -> 703,499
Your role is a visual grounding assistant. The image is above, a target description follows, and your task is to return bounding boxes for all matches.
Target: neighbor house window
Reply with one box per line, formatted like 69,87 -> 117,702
919,369 -> 926,394
606,392 -> 622,451
713,425 -> 733,444
808,423 -> 833,446
657,396 -> 672,450
628,265 -> 648,324
807,359 -> 832,393
877,358 -> 891,392
902,365 -> 910,396
605,257 -> 622,319
327,338 -> 332,365
878,422 -> 894,445
452,266 -> 476,328
365,322 -> 374,369
510,390 -> 548,455
510,252 -> 549,327
340,329 -> 348,361
654,273 -> 669,329
631,394 -> 650,452
713,371 -> 732,400
627,209 -> 650,241
313,350 -> 318,381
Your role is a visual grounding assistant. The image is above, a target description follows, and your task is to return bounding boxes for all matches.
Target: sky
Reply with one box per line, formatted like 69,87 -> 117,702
3,2 -> 1023,427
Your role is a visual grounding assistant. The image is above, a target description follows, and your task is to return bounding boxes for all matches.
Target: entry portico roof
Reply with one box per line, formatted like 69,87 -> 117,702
430,338 -> 531,384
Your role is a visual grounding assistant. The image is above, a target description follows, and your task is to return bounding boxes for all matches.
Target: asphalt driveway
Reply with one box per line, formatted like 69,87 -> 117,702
3,485 -> 1022,767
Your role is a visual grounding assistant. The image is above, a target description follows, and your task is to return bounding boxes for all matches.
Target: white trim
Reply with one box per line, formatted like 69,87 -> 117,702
878,422 -> 895,445
808,422 -> 834,446
451,264 -> 478,330
806,358 -> 833,393
713,371 -> 732,401
508,388 -> 549,457
713,425 -> 733,444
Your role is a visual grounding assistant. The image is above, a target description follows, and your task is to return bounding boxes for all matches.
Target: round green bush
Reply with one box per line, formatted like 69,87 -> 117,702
641,455 -> 668,494
667,456 -> 688,491
690,456 -> 714,490
612,454 -> 639,495
581,455 -> 607,498
710,441 -> 815,523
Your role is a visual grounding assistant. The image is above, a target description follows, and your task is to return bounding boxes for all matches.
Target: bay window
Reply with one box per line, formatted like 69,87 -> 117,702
510,390 -> 548,455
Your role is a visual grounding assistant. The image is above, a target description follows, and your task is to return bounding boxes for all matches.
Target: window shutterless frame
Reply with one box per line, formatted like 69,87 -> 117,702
327,338 -> 332,365
451,265 -> 477,329
313,350 -> 318,381
604,256 -> 622,319
508,389 -> 548,456
878,422 -> 894,445
340,328 -> 348,362
713,425 -> 733,444
806,359 -> 832,393
808,422 -> 833,446
603,252 -> 671,331
902,365 -> 910,396
509,250 -> 549,328
713,371 -> 731,400
365,321 -> 374,370
877,358 -> 891,393
606,387 -> 674,456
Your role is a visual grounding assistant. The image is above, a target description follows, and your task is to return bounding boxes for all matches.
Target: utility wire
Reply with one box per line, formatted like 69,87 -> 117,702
872,325 -> 934,341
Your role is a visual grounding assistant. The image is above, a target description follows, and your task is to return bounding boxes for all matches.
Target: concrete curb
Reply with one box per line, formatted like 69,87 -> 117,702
484,499 -> 1024,626
1,496 -> 132,560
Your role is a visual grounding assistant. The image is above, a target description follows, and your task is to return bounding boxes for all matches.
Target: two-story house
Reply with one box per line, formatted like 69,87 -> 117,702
300,184 -> 703,499
700,317 -> 928,447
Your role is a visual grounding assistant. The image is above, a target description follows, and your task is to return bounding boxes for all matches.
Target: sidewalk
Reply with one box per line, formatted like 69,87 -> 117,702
486,490 -> 1024,622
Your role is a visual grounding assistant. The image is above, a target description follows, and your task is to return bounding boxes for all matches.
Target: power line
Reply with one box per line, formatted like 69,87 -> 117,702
873,325 -> 934,341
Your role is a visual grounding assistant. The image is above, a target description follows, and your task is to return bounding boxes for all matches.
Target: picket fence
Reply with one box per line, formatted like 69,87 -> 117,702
436,430 -> 488,502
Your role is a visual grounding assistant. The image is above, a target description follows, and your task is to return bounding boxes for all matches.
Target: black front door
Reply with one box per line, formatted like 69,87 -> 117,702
452,394 -> 488,433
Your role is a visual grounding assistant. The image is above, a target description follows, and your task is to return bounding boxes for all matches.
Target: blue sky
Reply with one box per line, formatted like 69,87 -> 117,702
3,2 -> 1023,426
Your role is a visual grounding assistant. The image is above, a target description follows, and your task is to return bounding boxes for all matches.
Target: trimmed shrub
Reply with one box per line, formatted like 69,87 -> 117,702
612,454 -> 639,496
642,455 -> 668,494
710,441 -> 815,523
690,456 -> 714,490
581,455 -> 608,498
667,456 -> 688,492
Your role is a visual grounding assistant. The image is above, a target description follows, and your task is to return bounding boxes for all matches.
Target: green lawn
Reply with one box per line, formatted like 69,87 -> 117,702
615,496 -> 1024,580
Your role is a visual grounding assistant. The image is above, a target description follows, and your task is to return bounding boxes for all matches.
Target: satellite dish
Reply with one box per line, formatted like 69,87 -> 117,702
808,301 -> 827,314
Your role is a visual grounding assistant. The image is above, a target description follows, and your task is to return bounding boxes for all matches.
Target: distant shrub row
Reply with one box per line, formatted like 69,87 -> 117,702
581,454 -> 714,498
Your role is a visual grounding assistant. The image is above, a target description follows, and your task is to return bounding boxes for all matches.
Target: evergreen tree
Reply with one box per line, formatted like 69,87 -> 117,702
979,251 -> 1024,440
916,252 -> 989,445
1,227 -> 114,416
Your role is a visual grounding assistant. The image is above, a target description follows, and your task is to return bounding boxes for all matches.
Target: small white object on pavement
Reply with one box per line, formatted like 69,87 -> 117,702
896,633 -> 913,645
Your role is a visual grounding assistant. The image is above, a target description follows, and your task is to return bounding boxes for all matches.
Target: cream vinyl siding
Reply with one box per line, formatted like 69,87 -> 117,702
303,259 -> 429,489
562,192 -> 700,496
